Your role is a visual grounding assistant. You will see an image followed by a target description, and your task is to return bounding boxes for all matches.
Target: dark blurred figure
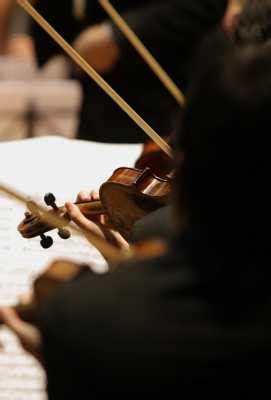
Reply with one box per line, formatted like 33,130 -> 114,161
2,31 -> 271,398
30,0 -> 227,143
135,0 -> 271,246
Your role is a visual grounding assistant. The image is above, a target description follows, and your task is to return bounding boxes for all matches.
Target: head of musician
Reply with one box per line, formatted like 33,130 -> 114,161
232,0 -> 271,44
173,33 -> 271,310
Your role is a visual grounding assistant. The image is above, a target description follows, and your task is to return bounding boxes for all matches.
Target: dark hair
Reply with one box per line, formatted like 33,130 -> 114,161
175,32 -> 271,306
233,0 -> 271,44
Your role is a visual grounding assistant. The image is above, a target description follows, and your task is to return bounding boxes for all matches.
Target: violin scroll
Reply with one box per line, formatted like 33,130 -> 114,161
19,193 -> 72,248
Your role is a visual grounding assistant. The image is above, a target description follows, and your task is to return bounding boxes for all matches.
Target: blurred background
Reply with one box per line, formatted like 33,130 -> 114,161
0,1 -> 246,143
0,2 -> 81,142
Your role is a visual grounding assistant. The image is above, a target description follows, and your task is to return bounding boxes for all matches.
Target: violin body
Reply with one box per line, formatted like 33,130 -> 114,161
17,167 -> 172,245
100,167 -> 171,238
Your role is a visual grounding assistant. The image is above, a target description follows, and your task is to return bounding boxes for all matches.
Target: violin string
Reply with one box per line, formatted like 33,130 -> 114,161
17,0 -> 173,159
99,0 -> 186,107
0,183 -> 133,265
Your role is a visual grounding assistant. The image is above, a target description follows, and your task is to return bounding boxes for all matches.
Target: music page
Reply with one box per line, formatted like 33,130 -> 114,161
0,137 -> 142,400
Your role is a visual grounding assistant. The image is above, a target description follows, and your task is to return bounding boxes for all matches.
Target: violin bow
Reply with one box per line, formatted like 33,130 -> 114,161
98,0 -> 186,107
17,0 -> 172,159
0,183 -> 134,265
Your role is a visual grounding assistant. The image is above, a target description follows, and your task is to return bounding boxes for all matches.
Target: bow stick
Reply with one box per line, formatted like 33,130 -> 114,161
98,0 -> 186,107
17,0 -> 172,159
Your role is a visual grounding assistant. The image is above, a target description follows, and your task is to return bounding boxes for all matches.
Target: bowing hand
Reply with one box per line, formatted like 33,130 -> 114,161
0,307 -> 43,365
73,23 -> 120,74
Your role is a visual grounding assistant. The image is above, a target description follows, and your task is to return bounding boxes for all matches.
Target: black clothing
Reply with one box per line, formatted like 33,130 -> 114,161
30,0 -> 227,143
38,235 -> 271,398
129,205 -> 173,243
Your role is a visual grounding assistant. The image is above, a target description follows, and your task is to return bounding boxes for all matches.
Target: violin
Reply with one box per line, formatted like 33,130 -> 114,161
18,166 -> 172,248
134,140 -> 173,177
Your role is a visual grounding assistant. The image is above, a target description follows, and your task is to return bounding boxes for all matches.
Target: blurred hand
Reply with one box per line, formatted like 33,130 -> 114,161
0,307 -> 43,364
73,23 -> 120,74
0,258 -> 84,364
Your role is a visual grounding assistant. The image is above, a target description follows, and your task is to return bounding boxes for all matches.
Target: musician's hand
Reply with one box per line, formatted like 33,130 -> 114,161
65,201 -> 129,250
76,190 -> 99,203
75,190 -> 104,224
0,307 -> 43,365
73,23 -> 120,74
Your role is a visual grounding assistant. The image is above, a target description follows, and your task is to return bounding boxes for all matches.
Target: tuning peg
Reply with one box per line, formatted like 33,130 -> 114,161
44,193 -> 58,210
58,228 -> 71,240
24,211 -> 32,219
40,234 -> 53,249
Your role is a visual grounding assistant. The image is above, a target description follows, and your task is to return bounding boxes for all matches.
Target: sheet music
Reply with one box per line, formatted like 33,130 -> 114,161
0,136 -> 142,400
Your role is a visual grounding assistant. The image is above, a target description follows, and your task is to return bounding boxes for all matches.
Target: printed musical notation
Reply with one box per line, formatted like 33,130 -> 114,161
0,136 -> 142,400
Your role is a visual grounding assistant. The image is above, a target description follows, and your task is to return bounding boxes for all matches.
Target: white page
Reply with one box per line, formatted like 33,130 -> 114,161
0,136 -> 142,400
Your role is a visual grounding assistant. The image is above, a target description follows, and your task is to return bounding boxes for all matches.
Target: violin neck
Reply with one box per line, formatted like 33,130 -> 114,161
75,200 -> 104,218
